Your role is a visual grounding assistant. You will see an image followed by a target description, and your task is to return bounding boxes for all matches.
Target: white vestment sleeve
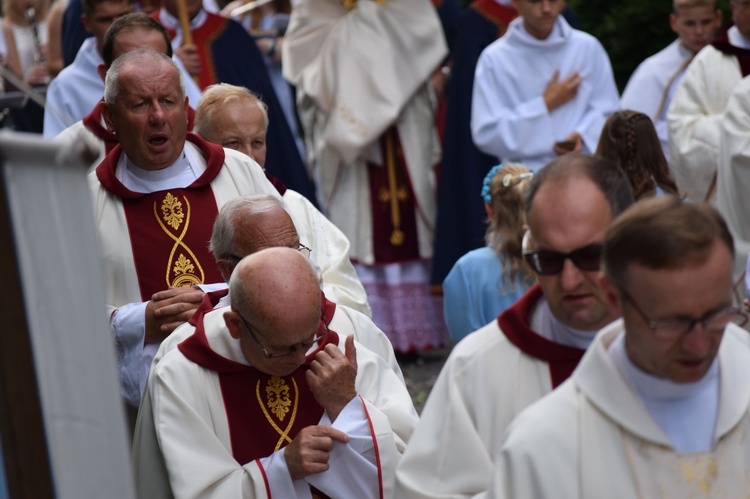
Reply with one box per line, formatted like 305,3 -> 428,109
573,54 -> 620,153
43,78 -> 76,139
306,397 -> 378,498
259,450 -> 312,498
111,301 -> 147,406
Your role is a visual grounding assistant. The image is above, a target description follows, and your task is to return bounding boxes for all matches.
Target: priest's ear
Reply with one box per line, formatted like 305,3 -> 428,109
224,310 -> 243,340
597,273 -> 623,318
101,101 -> 116,133
97,63 -> 107,84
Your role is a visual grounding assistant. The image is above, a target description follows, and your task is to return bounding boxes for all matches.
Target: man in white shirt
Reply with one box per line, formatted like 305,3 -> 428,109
668,0 -> 750,202
620,0 -> 722,161
471,0 -> 619,171
491,197 -> 750,498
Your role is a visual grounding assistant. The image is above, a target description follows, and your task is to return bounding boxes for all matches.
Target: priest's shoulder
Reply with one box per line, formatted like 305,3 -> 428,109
446,320 -> 517,371
501,377 -> 579,453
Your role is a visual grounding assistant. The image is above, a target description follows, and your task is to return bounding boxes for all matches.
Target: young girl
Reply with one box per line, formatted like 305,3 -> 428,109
595,110 -> 680,200
442,162 -> 535,343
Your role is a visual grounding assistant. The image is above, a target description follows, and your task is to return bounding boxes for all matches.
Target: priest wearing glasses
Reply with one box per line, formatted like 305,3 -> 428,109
134,247 -> 416,499
492,196 -> 750,498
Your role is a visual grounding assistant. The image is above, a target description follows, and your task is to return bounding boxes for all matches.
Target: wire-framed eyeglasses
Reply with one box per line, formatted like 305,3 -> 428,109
237,312 -> 330,358
621,288 -> 748,340
226,242 -> 312,263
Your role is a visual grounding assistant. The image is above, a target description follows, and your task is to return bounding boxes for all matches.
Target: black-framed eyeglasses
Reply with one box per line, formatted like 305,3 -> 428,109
237,311 -> 330,358
521,231 -> 603,275
621,288 -> 748,341
225,242 -> 312,263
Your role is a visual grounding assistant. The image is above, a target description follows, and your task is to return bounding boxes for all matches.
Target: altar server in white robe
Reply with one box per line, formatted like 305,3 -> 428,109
393,154 -> 634,499
620,0 -> 722,161
667,0 -> 750,203
491,197 -> 750,499
471,0 -> 619,171
135,248 -> 417,498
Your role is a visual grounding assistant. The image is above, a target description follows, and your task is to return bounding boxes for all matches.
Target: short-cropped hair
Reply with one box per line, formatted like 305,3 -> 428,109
104,48 -> 184,104
194,83 -> 269,138
525,153 -> 635,223
101,13 -> 173,68
603,197 -> 734,290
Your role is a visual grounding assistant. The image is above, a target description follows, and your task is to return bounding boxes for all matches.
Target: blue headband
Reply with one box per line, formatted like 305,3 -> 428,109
481,164 -> 534,203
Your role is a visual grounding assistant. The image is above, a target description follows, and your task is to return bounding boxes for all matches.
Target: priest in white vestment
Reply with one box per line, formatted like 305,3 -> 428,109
91,49 -> 282,408
134,248 -> 417,498
393,154 -> 634,498
491,198 -> 750,499
283,0 -> 449,352
620,0 -> 722,161
471,0 -> 619,171
667,0 -> 750,202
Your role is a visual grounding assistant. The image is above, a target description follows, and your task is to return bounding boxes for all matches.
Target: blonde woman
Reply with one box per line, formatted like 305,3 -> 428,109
443,162 -> 535,343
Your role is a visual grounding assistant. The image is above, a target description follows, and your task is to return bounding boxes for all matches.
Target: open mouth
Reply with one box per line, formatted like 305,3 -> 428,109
149,135 -> 168,146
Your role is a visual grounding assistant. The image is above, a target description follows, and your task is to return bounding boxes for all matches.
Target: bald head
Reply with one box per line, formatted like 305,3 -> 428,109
230,247 -> 321,341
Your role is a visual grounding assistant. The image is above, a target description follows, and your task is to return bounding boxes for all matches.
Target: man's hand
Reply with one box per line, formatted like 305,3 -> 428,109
543,70 -> 582,112
26,64 -> 50,85
144,287 -> 205,343
553,131 -> 583,155
306,335 -> 357,421
284,425 -> 350,480
175,44 -> 202,76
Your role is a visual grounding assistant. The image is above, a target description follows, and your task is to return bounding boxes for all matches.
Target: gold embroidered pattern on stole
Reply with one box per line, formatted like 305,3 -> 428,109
257,376 -> 299,451
679,456 -> 718,495
153,192 -> 205,287
341,0 -> 386,10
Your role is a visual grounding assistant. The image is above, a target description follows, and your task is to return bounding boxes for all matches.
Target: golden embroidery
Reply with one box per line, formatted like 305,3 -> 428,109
266,376 -> 292,421
383,130 -> 407,246
257,377 -> 299,451
153,193 -> 205,287
161,192 -> 185,230
173,254 -> 195,277
341,0 -> 386,9
680,456 -> 718,495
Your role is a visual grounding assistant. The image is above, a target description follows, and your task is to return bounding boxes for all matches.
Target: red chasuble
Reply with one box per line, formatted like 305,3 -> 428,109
83,100 -> 198,156
497,284 -> 586,388
178,308 -> 340,499
96,133 -> 225,300
367,127 -> 422,263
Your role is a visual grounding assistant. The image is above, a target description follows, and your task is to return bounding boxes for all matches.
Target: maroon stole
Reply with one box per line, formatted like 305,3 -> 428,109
711,31 -> 750,77
497,284 -> 586,388
178,306 -> 340,499
83,100 -> 198,156
156,11 -> 227,90
366,127 -> 422,263
472,0 -> 517,37
95,133 -> 225,300
264,171 -> 287,197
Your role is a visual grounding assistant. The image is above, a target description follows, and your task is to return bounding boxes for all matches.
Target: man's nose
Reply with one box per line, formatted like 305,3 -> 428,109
559,257 -> 585,291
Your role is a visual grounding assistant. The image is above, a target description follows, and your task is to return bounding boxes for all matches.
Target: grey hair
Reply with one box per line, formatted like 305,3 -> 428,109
104,48 -> 186,104
210,195 -> 286,259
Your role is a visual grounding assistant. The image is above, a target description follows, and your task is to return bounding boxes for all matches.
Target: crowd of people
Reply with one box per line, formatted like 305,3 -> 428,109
6,0 -> 750,496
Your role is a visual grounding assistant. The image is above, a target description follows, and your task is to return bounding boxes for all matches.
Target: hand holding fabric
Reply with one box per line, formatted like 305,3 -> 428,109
284,425 -> 350,480
307,335 -> 358,421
